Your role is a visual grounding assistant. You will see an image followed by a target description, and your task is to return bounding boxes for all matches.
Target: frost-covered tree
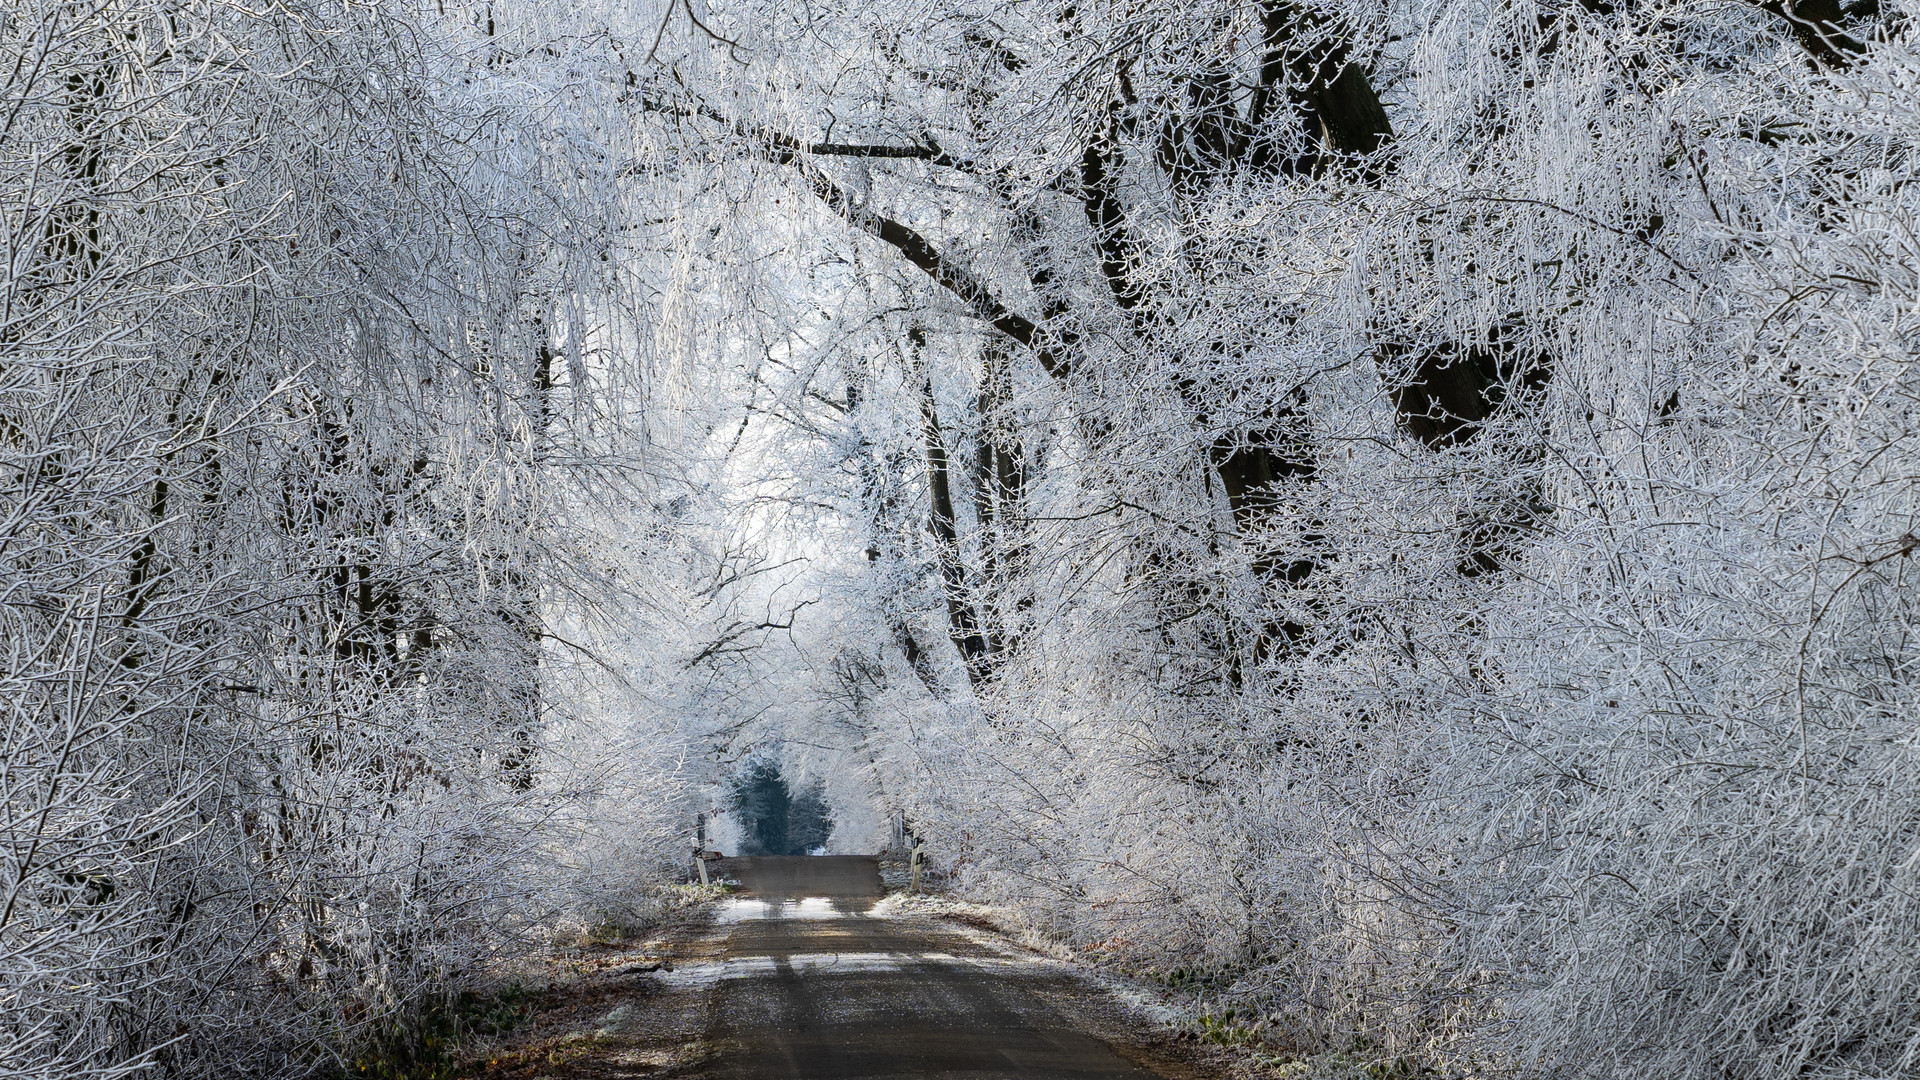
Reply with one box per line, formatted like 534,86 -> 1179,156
11,0 -> 1920,1075
621,0 -> 1920,1074
1,1 -> 713,1075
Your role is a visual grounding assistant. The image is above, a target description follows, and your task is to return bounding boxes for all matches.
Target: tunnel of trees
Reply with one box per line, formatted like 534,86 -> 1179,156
6,1 -> 1920,1078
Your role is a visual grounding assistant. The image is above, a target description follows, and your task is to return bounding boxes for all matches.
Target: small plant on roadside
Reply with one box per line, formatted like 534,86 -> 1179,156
1194,1007 -> 1265,1048
344,985 -> 536,1080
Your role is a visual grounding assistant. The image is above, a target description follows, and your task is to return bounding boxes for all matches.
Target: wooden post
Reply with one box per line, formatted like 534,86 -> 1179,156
694,812 -> 710,884
909,843 -> 925,894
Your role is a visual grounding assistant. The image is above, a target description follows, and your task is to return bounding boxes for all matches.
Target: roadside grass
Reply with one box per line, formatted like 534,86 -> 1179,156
556,882 -> 732,953
344,985 -> 539,1080
879,877 -> 1446,1080
345,882 -> 728,1080
1185,1009 -> 1437,1079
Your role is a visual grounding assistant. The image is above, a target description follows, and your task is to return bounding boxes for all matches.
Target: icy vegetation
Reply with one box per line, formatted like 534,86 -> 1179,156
5,0 -> 1920,1077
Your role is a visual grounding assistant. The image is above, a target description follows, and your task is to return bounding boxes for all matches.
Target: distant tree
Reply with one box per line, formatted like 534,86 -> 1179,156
733,763 -> 793,856
788,783 -> 835,855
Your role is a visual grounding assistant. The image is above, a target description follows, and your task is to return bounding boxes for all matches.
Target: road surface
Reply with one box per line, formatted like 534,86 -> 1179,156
701,856 -> 1170,1079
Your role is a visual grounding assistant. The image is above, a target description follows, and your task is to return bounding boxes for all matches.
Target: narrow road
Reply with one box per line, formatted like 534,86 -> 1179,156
702,856 -> 1172,1079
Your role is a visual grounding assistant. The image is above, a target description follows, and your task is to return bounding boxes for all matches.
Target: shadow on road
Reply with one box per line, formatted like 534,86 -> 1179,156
702,855 -> 1163,1079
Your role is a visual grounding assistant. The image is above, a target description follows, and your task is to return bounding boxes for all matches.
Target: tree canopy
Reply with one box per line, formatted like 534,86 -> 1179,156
6,0 -> 1920,1077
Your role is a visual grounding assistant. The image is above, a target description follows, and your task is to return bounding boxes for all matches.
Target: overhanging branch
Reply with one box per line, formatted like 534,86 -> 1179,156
634,93 -> 1067,377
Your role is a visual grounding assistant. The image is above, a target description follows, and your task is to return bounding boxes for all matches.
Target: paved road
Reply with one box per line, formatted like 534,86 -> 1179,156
703,856 -> 1166,1080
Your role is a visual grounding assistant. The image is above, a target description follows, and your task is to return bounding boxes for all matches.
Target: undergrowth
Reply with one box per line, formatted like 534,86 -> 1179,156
343,984 -> 537,1080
